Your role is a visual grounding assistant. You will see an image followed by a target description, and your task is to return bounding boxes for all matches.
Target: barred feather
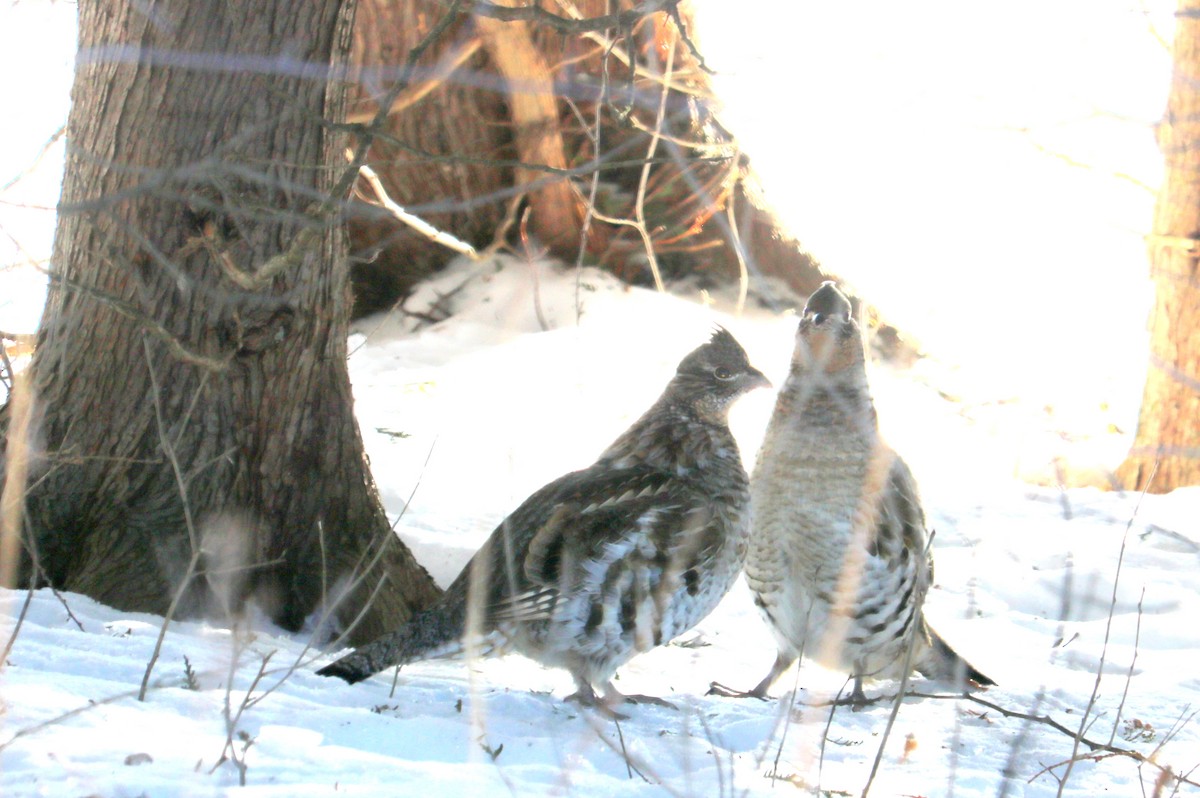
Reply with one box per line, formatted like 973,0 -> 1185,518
738,283 -> 992,700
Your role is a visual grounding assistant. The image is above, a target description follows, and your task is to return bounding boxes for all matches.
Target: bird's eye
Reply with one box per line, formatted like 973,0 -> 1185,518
714,366 -> 734,380
812,312 -> 826,324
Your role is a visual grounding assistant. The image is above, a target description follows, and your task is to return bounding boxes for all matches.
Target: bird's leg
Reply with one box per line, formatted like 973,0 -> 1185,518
708,651 -> 794,699
848,674 -> 868,710
564,677 -> 632,719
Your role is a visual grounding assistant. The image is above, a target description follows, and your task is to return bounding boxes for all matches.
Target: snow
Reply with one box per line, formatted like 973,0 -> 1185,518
3,256 -> 1199,797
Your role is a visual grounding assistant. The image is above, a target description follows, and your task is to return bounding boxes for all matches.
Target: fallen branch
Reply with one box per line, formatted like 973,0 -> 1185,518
904,691 -> 1200,791
355,159 -> 479,260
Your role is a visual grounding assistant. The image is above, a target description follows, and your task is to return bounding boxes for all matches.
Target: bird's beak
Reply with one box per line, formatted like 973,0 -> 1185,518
746,368 -> 772,391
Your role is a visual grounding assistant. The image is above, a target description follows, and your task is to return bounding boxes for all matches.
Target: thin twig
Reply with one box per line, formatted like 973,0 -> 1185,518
216,640 -> 274,786
632,22 -> 675,292
724,171 -> 749,316
0,575 -> 36,666
1108,586 -> 1146,749
517,208 -> 550,331
321,436 -> 440,654
614,716 -> 636,781
0,684 -> 163,753
1059,465 -> 1156,796
465,0 -> 681,34
862,532 -> 935,798
1,125 -> 66,194
815,679 -> 848,793
138,336 -> 205,701
768,668 -> 806,784
904,689 -> 1200,790
38,267 -> 230,372
345,37 -> 484,124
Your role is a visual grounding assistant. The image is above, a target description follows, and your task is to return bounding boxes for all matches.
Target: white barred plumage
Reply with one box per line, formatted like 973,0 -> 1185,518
717,283 -> 992,704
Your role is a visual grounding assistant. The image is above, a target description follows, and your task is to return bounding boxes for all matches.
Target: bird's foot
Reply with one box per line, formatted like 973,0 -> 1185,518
621,693 -> 677,710
707,681 -> 769,700
564,687 -> 630,720
826,678 -> 873,711
564,684 -> 676,718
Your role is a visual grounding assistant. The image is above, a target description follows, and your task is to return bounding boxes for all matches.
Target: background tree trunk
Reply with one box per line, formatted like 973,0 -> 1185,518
9,0 -> 441,642
1117,0 -> 1200,492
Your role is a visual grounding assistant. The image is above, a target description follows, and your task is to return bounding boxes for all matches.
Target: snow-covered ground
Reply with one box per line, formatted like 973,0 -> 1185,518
3,257 -> 1199,797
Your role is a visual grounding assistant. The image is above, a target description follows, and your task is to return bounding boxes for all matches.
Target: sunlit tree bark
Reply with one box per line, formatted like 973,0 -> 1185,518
1118,0 -> 1200,492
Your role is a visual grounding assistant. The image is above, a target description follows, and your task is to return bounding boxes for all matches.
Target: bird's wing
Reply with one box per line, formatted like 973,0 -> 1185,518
866,455 -> 931,582
487,465 -> 714,625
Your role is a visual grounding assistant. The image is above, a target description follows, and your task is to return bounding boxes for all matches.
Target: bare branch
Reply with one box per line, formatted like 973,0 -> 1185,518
633,24 -> 676,292
1058,471 -> 1154,795
1,125 -> 66,194
39,267 -> 231,373
355,160 -> 480,260
346,36 -> 484,124
137,336 -> 206,701
461,0 -> 681,35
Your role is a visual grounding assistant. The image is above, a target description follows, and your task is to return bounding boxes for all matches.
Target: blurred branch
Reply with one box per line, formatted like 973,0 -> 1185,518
907,690 -> 1200,791
358,127 -> 732,177
346,37 -> 484,124
550,0 -> 711,95
37,268 -> 231,373
461,0 -> 681,34
1,125 -> 66,194
253,0 -> 472,286
632,25 -> 677,292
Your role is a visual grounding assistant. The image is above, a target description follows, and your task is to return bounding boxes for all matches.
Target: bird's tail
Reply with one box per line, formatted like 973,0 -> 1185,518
916,626 -> 995,690
317,601 -> 475,684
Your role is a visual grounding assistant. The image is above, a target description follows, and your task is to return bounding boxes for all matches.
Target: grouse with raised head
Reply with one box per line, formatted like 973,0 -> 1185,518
716,283 -> 991,703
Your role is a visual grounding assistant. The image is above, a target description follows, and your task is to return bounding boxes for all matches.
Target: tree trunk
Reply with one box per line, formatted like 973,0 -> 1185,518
1117,0 -> 1200,492
7,0 -> 441,642
476,4 -> 581,253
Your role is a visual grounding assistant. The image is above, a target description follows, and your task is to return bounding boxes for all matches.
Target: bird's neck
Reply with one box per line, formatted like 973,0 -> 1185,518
599,399 -> 741,478
774,366 -> 877,438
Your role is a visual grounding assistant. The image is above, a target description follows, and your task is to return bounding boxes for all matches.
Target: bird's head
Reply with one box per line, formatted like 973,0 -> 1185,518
672,327 -> 771,421
793,282 -> 863,374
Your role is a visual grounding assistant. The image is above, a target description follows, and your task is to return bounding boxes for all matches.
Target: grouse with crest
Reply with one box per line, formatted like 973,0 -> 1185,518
319,328 -> 770,712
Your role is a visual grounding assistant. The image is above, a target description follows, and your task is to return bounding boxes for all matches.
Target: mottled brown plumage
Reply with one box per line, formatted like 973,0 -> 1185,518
716,283 -> 991,703
319,328 -> 769,711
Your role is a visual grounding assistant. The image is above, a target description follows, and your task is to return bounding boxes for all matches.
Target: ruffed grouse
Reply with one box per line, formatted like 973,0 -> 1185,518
717,283 -> 991,703
319,328 -> 770,712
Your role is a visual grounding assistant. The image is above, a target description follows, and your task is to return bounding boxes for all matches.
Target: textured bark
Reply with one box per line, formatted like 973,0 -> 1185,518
11,0 -> 441,641
345,0 -> 513,316
1117,0 -> 1200,492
